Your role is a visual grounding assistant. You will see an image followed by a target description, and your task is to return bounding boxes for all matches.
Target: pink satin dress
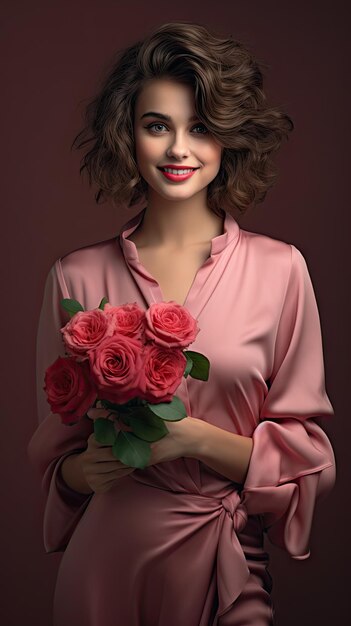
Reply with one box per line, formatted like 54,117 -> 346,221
28,207 -> 336,625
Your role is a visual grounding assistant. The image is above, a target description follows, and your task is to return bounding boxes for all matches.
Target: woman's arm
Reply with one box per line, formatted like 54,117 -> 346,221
146,414 -> 253,485
190,422 -> 253,485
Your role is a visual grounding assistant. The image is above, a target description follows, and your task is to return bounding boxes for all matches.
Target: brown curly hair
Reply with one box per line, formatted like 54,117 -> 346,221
71,20 -> 294,216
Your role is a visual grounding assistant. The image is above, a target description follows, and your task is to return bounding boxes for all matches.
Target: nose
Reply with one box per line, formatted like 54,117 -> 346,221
166,131 -> 191,160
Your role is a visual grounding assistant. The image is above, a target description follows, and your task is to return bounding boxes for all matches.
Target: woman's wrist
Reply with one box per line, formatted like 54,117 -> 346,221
182,417 -> 212,459
190,420 -> 253,485
60,452 -> 93,495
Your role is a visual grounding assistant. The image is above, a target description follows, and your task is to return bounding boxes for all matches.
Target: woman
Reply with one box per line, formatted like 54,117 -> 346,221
28,21 -> 336,626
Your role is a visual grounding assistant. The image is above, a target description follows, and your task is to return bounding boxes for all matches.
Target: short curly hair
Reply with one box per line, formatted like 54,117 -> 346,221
71,20 -> 294,216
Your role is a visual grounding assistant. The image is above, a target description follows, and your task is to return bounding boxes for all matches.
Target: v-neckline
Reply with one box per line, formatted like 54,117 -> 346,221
133,247 -> 213,309
118,207 -> 240,317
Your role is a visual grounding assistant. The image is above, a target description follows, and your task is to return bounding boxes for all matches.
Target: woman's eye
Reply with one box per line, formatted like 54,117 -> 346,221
145,123 -> 209,135
146,123 -> 167,133
192,124 -> 209,134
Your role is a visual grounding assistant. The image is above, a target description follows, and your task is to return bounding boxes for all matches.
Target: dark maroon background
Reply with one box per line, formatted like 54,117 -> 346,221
1,1 -> 349,625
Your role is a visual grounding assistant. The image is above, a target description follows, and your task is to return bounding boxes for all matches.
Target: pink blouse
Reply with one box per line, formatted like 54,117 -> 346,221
27,207 -> 336,625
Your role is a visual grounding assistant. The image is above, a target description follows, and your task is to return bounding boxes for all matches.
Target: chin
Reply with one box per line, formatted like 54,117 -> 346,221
157,188 -> 201,202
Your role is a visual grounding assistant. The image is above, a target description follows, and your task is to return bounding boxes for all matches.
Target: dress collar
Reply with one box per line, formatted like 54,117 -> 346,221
119,206 -> 240,261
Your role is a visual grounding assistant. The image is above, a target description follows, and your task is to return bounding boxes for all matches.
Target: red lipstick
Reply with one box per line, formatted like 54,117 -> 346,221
157,165 -> 199,182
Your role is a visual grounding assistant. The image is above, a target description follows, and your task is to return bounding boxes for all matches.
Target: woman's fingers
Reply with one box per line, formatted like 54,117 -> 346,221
85,433 -> 135,468
79,431 -> 137,493
86,407 -> 113,420
85,463 -> 136,493
87,461 -> 128,472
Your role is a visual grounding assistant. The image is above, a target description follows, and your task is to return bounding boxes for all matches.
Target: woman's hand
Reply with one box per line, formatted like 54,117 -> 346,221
78,433 -> 136,494
146,415 -> 205,467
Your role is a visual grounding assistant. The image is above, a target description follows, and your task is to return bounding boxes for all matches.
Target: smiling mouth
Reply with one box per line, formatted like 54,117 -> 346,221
157,167 -> 199,174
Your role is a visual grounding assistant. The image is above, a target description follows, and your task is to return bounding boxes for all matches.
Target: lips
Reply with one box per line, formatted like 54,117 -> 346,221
158,167 -> 198,182
157,166 -> 199,171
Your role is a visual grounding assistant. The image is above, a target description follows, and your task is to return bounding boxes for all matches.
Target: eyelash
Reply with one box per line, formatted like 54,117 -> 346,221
145,122 -> 209,135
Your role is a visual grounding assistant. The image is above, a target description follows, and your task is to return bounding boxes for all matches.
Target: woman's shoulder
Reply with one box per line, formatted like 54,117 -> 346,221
58,236 -> 120,274
237,226 -> 309,290
239,225 -> 303,268
50,236 -> 122,300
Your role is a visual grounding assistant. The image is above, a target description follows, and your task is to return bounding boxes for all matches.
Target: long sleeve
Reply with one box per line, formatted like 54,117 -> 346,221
27,260 -> 94,553
240,244 -> 336,559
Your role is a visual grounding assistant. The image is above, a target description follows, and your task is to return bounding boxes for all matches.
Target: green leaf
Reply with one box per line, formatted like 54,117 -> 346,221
127,410 -> 169,441
183,350 -> 210,381
98,297 -> 109,310
60,298 -> 84,318
147,395 -> 187,421
112,431 -> 152,469
94,418 -> 117,445
183,353 -> 193,379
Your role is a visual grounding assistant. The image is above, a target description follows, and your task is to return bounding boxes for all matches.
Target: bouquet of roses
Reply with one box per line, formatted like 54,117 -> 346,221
43,296 -> 210,469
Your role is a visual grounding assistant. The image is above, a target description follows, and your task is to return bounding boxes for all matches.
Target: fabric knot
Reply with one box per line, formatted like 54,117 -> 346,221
221,490 -> 248,533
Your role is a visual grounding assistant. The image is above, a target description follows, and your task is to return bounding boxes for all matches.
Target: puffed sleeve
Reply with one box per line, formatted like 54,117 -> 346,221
240,244 -> 336,559
27,259 -> 94,554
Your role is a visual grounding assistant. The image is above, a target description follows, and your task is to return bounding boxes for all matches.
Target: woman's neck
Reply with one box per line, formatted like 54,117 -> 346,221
131,197 -> 224,250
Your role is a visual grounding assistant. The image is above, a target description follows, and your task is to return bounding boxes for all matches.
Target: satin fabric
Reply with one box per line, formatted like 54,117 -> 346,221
28,207 -> 335,625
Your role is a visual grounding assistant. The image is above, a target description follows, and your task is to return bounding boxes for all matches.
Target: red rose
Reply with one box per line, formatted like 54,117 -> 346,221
88,333 -> 144,404
144,301 -> 199,348
138,343 -> 187,403
61,309 -> 115,361
104,302 -> 146,341
44,356 -> 97,425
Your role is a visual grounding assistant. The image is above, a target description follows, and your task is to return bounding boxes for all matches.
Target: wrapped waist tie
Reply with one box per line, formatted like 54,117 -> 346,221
132,475 -> 254,620
214,489 -> 251,619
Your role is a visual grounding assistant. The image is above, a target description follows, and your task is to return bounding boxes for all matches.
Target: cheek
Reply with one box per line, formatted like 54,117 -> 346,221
135,139 -> 159,171
199,142 -> 222,166
211,146 -> 223,164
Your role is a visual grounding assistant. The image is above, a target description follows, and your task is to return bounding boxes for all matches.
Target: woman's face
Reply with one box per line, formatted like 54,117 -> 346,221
133,78 -> 223,203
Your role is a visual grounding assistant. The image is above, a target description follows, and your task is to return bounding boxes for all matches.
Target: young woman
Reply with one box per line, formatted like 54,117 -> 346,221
28,21 -> 336,626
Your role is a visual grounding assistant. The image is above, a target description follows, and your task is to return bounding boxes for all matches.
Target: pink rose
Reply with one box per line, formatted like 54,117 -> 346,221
61,309 -> 115,361
138,343 -> 187,403
44,356 -> 97,425
104,302 -> 146,341
144,301 -> 199,348
88,333 -> 144,404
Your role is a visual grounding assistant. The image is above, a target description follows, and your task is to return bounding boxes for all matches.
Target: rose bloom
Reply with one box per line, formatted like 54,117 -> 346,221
88,333 -> 145,404
104,302 -> 146,341
138,342 -> 187,403
61,309 -> 115,361
44,356 -> 97,425
144,301 -> 199,349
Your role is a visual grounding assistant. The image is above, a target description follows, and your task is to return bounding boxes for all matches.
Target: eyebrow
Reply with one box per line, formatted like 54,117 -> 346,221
140,111 -> 200,122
